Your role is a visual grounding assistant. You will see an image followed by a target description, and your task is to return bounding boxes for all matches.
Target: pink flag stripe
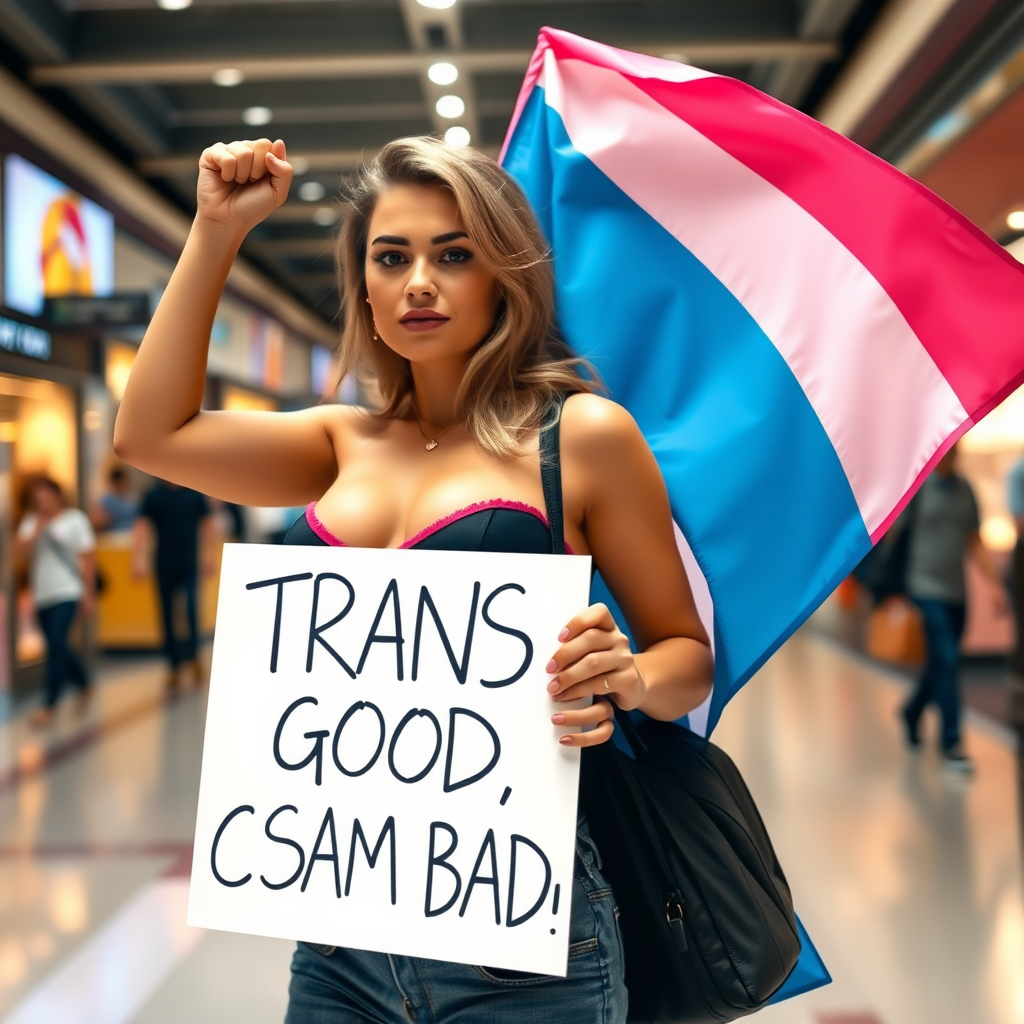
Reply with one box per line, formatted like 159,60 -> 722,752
544,53 -> 967,538
673,520 -> 714,737
499,27 -> 715,162
612,73 -> 1024,422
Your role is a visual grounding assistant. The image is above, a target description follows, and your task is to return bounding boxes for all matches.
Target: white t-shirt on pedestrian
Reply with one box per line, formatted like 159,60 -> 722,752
18,508 -> 96,609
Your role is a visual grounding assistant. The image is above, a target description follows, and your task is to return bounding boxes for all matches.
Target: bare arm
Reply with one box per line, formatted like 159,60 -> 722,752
78,550 -> 96,615
90,502 -> 111,532
113,138 -> 337,506
13,520 -> 38,564
131,517 -> 151,580
548,395 -> 714,745
970,531 -> 1001,585
970,531 -> 1009,612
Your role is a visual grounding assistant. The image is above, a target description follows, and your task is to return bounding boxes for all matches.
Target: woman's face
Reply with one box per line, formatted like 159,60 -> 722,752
364,184 -> 501,367
32,484 -> 61,517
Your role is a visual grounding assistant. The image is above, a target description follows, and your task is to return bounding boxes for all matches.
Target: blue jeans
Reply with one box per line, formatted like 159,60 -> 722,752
37,600 -> 89,708
286,819 -> 627,1024
905,598 -> 967,751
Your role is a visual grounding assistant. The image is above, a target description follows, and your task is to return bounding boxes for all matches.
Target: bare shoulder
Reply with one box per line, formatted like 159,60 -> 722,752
317,403 -> 391,444
560,392 -> 647,462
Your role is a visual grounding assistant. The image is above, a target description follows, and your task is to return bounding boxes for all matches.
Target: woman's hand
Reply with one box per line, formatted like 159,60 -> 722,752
196,138 -> 293,236
547,603 -> 645,747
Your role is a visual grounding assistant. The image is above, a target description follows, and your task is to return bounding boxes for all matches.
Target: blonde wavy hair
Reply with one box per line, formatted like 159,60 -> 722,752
334,136 -> 597,458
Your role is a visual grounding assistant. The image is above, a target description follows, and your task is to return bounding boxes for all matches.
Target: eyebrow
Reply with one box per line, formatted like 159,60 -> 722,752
369,231 -> 470,246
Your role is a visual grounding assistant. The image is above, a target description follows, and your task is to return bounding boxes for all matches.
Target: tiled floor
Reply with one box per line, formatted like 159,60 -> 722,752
0,631 -> 1020,1023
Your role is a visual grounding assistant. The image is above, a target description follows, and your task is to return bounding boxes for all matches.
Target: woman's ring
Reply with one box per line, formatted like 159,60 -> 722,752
603,675 -> 610,691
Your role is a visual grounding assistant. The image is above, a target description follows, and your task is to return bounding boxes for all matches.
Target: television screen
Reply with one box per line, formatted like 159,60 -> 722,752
3,153 -> 115,317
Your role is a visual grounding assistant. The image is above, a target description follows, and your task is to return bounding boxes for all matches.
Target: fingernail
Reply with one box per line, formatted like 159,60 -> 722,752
546,680 -> 559,694
545,659 -> 558,673
559,736 -> 573,745
558,627 -> 570,641
551,714 -> 566,725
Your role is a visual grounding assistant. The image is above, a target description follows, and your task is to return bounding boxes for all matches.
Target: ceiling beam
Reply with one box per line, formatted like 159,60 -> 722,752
167,97 -> 513,129
765,0 -> 861,105
69,83 -> 171,155
169,102 -> 427,127
0,0 -> 68,64
249,238 -> 337,257
815,0 -> 959,136
31,40 -> 839,87
139,143 -> 501,178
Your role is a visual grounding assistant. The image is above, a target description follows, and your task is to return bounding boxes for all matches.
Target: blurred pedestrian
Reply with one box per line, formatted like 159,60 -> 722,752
91,465 -> 138,533
133,480 -> 213,689
1007,452 -> 1024,725
15,477 -> 96,727
900,445 -> 1006,772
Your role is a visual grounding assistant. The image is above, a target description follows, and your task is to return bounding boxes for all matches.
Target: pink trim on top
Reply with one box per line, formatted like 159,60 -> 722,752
400,498 -> 547,549
305,502 -> 346,547
306,498 -> 575,553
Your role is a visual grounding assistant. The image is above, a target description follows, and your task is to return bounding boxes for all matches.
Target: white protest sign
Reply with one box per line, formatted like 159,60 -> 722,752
187,543 -> 593,976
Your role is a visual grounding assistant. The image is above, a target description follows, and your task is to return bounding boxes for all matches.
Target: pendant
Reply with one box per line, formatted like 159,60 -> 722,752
425,439 -> 438,451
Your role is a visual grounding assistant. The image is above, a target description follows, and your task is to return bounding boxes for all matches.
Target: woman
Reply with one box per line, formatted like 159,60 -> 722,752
114,136 -> 714,1023
15,476 -> 95,727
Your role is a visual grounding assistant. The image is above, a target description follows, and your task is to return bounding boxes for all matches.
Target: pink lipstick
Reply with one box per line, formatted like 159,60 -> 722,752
399,310 -> 450,332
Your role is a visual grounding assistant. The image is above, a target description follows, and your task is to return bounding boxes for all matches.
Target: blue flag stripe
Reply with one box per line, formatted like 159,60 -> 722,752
506,87 -> 871,730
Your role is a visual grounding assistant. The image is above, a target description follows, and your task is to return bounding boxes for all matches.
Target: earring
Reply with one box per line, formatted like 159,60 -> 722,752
372,322 -> 380,341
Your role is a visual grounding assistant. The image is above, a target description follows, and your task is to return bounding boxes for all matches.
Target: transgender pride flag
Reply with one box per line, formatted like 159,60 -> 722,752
501,28 -> 1024,738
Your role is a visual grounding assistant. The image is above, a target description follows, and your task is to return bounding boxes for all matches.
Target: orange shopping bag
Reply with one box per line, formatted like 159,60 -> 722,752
866,596 -> 925,665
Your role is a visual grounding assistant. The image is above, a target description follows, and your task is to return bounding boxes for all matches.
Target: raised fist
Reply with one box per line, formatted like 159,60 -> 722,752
196,138 -> 292,235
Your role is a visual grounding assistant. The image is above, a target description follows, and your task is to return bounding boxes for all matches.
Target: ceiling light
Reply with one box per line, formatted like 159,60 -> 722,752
298,181 -> 326,202
241,106 -> 273,126
427,62 -> 458,86
157,0 -> 192,9
416,0 -> 456,8
212,68 -> 243,87
313,207 -> 338,227
435,95 -> 465,119
1007,210 -> 1024,231
444,126 -> 471,147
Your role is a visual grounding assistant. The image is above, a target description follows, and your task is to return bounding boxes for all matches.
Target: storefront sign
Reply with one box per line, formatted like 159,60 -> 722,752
43,292 -> 151,328
188,544 -> 592,977
0,315 -> 51,360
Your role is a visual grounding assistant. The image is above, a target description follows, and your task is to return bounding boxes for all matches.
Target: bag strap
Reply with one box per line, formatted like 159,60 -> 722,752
539,394 -> 567,556
40,525 -> 82,582
544,394 -> 682,912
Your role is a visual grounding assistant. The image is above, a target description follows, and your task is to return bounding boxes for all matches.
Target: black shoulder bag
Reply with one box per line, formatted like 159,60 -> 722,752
540,397 -> 800,1023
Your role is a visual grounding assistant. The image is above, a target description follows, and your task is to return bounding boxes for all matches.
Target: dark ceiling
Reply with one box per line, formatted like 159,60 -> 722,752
0,0 -> 942,325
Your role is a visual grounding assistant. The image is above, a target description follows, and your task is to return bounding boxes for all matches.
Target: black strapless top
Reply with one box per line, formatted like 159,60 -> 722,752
285,397 -> 570,556
284,499 -> 569,554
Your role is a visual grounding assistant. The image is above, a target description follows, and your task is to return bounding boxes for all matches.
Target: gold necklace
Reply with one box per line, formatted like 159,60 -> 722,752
413,412 -> 457,451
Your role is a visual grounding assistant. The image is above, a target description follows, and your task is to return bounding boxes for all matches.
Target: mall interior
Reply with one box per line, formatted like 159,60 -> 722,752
0,0 -> 1021,1021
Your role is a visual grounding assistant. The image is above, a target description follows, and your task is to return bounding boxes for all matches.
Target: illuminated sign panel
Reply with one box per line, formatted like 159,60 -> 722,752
3,153 -> 115,317
0,315 -> 51,360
